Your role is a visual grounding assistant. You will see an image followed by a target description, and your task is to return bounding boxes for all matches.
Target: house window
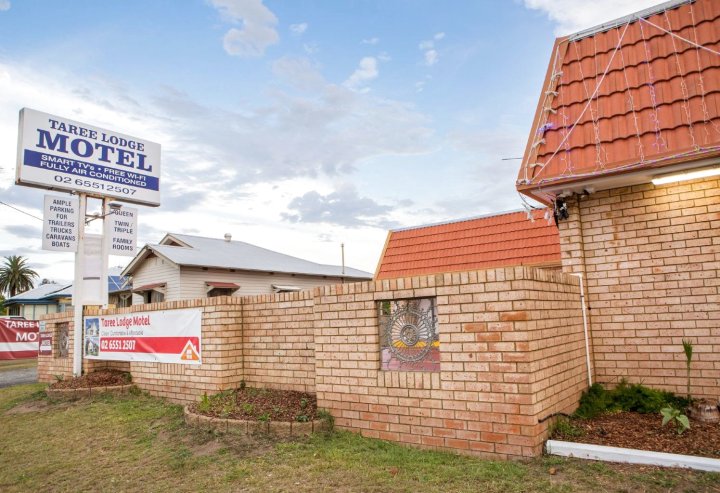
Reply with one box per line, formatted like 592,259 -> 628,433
379,298 -> 439,372
208,288 -> 236,298
142,290 -> 165,304
8,305 -> 20,316
205,282 -> 240,298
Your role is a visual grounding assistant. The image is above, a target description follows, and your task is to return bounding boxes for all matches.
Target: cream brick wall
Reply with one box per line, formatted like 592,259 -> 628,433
313,267 -> 586,459
558,177 -> 720,397
38,267 -> 587,459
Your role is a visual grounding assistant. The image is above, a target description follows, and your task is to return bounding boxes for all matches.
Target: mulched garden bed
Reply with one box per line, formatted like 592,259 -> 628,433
189,387 -> 317,423
552,411 -> 720,458
48,369 -> 131,389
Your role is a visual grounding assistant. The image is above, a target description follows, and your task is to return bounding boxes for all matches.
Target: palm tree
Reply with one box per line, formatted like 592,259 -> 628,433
0,255 -> 38,297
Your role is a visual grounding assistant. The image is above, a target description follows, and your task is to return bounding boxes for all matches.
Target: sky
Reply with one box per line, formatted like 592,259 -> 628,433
0,0 -> 663,284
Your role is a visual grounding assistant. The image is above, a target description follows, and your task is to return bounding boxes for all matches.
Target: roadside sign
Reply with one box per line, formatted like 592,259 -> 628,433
42,194 -> 79,252
16,108 -> 161,207
105,206 -> 138,256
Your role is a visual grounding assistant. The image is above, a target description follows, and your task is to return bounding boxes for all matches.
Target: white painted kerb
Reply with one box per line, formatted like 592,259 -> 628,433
547,440 -> 720,472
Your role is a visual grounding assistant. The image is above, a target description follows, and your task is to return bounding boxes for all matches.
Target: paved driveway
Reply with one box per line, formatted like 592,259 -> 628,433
0,366 -> 38,388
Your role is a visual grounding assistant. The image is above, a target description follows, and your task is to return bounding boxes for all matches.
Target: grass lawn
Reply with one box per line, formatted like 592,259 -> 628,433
0,384 -> 718,492
0,359 -> 37,371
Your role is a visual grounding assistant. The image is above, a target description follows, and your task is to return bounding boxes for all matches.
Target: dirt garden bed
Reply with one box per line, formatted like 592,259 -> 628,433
186,386 -> 331,436
552,410 -> 720,458
46,369 -> 134,400
551,381 -> 720,459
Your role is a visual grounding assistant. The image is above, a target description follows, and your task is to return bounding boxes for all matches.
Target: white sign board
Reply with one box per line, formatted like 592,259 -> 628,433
79,233 -> 104,305
16,108 -> 161,207
83,308 -> 202,365
42,194 -> 79,252
104,207 -> 138,256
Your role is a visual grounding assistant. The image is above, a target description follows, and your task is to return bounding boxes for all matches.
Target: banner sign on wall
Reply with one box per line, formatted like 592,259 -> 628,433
84,308 -> 202,365
16,108 -> 161,207
39,332 -> 53,356
42,194 -> 79,252
105,206 -> 138,256
0,319 -> 39,360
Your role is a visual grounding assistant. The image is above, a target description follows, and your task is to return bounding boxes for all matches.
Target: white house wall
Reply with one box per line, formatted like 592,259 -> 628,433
130,255 -> 181,305
178,266 -> 348,298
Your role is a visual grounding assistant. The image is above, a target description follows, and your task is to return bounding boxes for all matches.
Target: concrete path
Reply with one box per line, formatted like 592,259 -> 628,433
0,367 -> 38,388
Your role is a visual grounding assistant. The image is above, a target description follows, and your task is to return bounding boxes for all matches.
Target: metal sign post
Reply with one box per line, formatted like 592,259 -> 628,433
72,193 -> 86,377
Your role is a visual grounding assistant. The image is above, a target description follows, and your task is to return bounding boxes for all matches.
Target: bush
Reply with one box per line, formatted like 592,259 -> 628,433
573,380 -> 689,419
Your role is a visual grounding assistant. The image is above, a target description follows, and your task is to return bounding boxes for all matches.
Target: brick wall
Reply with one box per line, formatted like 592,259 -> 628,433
38,297 -> 244,404
37,267 -> 586,459
242,290 -> 316,393
558,176 -> 720,397
314,267 -> 586,459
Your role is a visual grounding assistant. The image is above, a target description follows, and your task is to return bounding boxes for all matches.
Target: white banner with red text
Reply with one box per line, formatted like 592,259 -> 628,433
83,308 -> 202,365
0,319 -> 39,360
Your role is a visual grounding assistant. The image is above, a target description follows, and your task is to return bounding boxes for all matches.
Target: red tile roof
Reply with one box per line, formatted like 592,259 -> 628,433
518,0 -> 720,204
374,210 -> 560,280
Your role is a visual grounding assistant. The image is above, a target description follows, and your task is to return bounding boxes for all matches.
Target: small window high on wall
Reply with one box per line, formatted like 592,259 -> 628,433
379,298 -> 439,372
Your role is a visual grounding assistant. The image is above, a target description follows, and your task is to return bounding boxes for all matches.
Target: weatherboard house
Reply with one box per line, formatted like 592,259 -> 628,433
517,0 -> 720,396
122,233 -> 372,304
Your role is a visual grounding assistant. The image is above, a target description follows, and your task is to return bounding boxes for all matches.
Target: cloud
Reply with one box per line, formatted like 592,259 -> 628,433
289,22 -> 308,35
0,1 -> 9,11
343,57 -> 378,91
281,186 -> 398,228
3,225 -> 42,239
419,32 -> 444,66
209,0 -> 279,57
362,37 -> 379,45
272,56 -> 325,91
523,0 -> 663,36
424,50 -> 438,66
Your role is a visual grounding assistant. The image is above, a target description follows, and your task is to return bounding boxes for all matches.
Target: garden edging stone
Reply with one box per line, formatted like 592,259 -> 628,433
45,384 -> 134,401
183,405 -> 326,436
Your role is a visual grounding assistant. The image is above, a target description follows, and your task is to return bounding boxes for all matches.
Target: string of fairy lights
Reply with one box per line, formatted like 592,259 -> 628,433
519,3 -> 720,211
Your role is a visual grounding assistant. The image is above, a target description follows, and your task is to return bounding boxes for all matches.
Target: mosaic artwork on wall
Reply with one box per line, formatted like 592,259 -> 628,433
379,298 -> 439,372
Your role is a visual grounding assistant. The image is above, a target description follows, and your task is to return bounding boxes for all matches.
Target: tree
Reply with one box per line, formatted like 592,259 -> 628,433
0,255 -> 39,297
0,293 -> 6,315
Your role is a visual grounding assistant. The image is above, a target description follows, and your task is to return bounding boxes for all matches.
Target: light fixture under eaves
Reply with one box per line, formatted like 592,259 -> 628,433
651,166 -> 720,185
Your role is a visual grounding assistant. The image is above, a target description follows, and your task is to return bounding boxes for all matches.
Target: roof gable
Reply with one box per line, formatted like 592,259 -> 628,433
518,0 -> 720,203
375,210 -> 560,280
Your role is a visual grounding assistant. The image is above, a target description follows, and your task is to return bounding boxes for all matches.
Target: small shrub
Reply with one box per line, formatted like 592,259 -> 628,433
239,380 -> 246,391
574,380 -> 689,419
53,374 -> 64,382
258,412 -> 270,422
574,383 -> 612,419
197,393 -> 211,413
300,397 -> 308,409
242,403 -> 254,414
128,385 -> 142,396
682,339 -> 693,400
316,409 -> 334,432
661,406 -> 690,435
295,414 -> 309,423
550,417 -> 583,438
122,371 -> 132,383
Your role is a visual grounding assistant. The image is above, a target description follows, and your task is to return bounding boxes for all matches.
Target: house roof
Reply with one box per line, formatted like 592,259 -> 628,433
517,0 -> 720,204
374,209 -> 560,280
123,233 -> 372,280
4,282 -> 71,305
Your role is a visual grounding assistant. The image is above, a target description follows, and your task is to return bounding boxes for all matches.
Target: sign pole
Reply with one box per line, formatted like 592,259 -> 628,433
72,193 -> 86,377
100,198 -> 110,308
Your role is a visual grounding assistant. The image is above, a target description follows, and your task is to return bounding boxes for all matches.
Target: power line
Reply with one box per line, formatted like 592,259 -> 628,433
0,200 -> 43,221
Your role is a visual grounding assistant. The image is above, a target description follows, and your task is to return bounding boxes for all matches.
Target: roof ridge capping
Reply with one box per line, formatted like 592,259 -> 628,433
390,208 -> 548,233
567,0 -> 692,42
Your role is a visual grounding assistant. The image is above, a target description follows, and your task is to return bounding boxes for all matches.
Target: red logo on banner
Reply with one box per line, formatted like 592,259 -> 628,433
180,340 -> 200,361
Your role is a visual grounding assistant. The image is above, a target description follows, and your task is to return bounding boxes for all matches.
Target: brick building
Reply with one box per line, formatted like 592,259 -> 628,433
517,0 -> 720,396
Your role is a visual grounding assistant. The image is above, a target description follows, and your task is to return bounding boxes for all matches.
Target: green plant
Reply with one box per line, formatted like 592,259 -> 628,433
197,393 -> 211,413
258,413 -> 270,422
550,417 -> 583,438
128,385 -> 142,396
295,415 -> 309,423
574,380 -> 689,419
661,406 -> 690,435
316,409 -> 334,432
574,383 -> 612,419
53,374 -> 64,382
122,372 -> 132,383
300,397 -> 308,409
682,339 -> 693,400
239,380 -> 246,391
242,403 -> 254,414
